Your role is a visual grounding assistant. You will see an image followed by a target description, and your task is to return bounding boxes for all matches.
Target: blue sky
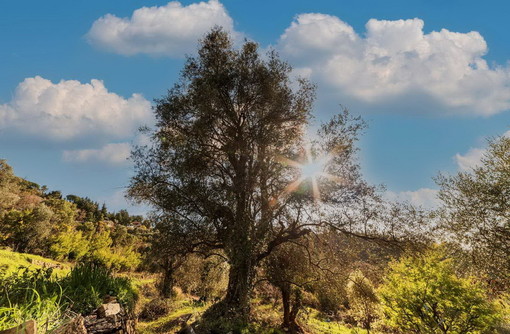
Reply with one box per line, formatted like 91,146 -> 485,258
2,0 -> 510,213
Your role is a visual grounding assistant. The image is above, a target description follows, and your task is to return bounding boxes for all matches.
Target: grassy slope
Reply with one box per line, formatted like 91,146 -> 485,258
0,248 -> 69,276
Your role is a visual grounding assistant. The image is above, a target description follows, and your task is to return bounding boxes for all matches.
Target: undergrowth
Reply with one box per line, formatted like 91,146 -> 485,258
0,262 -> 137,332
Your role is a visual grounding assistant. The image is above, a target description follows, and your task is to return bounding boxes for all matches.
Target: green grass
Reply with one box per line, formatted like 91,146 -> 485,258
304,308 -> 367,334
0,248 -> 69,277
137,299 -> 209,334
0,250 -> 138,333
0,267 -> 67,332
62,263 -> 138,314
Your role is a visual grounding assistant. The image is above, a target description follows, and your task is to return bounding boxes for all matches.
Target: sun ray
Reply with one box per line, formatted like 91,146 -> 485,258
283,176 -> 306,195
311,177 -> 321,203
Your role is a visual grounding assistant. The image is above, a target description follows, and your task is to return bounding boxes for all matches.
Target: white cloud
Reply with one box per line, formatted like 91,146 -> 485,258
87,0 -> 238,57
0,76 -> 151,141
454,147 -> 485,171
454,130 -> 510,171
62,142 -> 131,166
385,188 -> 440,209
278,14 -> 510,116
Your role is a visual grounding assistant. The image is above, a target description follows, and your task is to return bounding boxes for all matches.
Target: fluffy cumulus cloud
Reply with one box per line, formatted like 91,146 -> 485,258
278,14 -> 510,116
454,130 -> 510,171
385,188 -> 440,209
87,0 -> 237,57
454,147 -> 485,171
0,76 -> 151,141
62,142 -> 131,166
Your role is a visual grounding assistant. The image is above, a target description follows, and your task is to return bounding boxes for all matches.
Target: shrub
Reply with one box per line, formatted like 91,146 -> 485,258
138,298 -> 170,321
50,229 -> 89,260
346,270 -> 379,331
312,279 -> 346,316
379,249 -> 501,333
174,255 -> 228,301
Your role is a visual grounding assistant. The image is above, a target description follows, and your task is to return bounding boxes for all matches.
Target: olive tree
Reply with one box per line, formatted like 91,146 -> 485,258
436,136 -> 510,289
128,28 -> 372,321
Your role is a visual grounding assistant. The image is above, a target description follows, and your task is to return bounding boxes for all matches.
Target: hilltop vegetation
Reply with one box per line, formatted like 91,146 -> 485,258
0,159 -> 147,271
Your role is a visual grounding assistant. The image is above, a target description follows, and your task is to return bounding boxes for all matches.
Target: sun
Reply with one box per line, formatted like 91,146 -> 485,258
276,146 -> 335,203
299,159 -> 326,179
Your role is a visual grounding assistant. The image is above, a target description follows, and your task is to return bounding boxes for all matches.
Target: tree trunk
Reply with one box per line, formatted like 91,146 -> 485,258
222,254 -> 255,319
160,258 -> 176,298
281,284 -> 292,331
281,287 -> 303,334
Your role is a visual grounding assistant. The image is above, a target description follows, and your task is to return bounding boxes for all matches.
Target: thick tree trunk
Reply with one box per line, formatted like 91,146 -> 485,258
222,255 -> 255,319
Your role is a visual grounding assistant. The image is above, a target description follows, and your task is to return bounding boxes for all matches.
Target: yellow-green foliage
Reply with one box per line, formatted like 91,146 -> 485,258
50,229 -> 89,260
92,245 -> 141,271
379,249 -> 502,333
50,226 -> 141,271
496,293 -> 510,332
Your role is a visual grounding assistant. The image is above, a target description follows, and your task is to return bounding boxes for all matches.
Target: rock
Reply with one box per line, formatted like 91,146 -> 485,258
85,314 -> 124,333
53,316 -> 87,334
97,303 -> 122,318
84,303 -> 135,334
0,320 -> 37,334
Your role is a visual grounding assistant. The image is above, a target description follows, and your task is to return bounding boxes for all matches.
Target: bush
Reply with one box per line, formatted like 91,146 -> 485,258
138,298 -> 170,321
379,249 -> 501,333
174,255 -> 228,301
312,279 -> 346,316
346,270 -> 379,330
50,229 -> 89,260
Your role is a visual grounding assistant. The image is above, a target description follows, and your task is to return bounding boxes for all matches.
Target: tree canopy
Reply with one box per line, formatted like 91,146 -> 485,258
128,28 -> 375,320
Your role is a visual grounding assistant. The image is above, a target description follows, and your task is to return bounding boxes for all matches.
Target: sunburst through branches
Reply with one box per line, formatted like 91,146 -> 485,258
277,144 -> 342,203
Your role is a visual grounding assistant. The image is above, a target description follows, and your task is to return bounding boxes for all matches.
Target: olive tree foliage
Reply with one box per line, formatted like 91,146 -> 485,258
128,28 -> 372,318
436,136 -> 510,288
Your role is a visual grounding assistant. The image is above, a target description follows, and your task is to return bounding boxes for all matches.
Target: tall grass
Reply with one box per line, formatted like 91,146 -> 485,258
0,267 -> 66,331
0,263 -> 137,332
63,263 -> 137,314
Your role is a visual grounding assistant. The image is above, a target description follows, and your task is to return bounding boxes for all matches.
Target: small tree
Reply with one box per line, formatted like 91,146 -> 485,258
265,241 -> 316,333
346,270 -> 378,332
379,248 -> 501,333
